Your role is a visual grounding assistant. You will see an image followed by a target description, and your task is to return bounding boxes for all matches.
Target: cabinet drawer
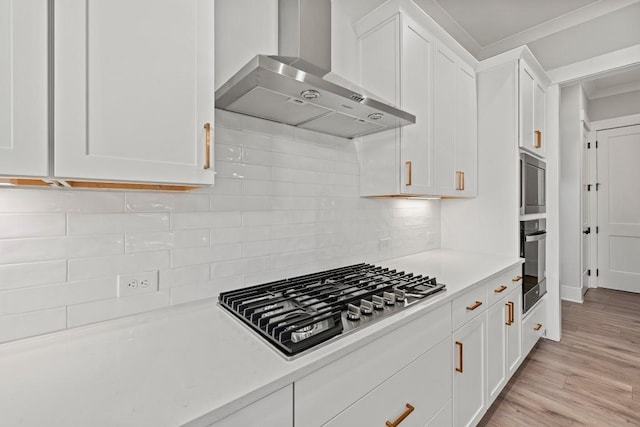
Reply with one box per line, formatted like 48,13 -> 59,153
426,399 -> 452,426
522,296 -> 546,356
295,303 -> 452,427
487,266 -> 522,307
452,283 -> 488,330
324,337 -> 451,427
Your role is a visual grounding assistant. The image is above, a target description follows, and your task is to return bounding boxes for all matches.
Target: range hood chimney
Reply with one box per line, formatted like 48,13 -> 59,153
215,0 -> 416,139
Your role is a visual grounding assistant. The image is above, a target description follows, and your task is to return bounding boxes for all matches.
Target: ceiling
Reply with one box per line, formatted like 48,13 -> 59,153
582,66 -> 640,99
413,0 -> 640,71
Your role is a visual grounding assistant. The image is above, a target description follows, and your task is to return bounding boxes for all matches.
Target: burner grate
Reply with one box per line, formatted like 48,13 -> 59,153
218,263 -> 446,357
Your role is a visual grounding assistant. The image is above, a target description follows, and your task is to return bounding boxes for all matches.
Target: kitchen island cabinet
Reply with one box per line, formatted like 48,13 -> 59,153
209,385 -> 292,427
0,0 -> 48,178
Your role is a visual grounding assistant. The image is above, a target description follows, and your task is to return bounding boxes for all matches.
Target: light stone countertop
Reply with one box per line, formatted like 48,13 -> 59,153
0,249 -> 522,426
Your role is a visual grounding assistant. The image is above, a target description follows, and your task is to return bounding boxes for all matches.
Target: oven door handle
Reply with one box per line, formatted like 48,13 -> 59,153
525,232 -> 546,242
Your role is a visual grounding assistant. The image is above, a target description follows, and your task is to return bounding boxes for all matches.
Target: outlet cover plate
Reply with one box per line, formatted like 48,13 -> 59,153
117,271 -> 158,297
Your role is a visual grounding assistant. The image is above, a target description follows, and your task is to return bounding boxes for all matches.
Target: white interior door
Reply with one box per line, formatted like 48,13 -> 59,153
581,124 -> 591,293
597,125 -> 640,293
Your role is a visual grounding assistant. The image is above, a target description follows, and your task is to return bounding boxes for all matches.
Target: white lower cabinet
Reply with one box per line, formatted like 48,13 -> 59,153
522,296 -> 547,356
453,312 -> 487,427
209,385 -> 292,427
324,337 -> 451,427
294,303 -> 452,427
487,285 -> 522,404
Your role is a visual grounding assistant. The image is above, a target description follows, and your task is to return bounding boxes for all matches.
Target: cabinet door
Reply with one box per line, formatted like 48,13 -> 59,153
486,297 -> 507,404
400,16 -> 433,195
433,43 -> 457,195
533,81 -> 546,157
453,313 -> 486,427
506,286 -> 523,376
54,0 -> 215,185
454,63 -> 477,196
211,385 -> 292,427
0,0 -> 48,177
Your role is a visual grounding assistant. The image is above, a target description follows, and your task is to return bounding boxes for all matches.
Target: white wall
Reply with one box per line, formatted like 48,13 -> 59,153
0,110 -> 441,344
559,84 -> 586,302
589,88 -> 640,121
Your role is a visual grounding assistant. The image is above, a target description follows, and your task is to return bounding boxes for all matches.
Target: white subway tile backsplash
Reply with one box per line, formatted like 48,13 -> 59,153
68,252 -> 170,281
0,111 -> 440,343
125,229 -> 209,253
0,307 -> 67,343
171,244 -> 242,268
0,278 -> 115,316
0,213 -> 66,238
159,264 -> 210,289
68,213 -> 170,235
0,235 -> 124,265
170,281 -> 222,306
67,290 -> 171,328
0,261 -> 67,291
125,192 -> 210,212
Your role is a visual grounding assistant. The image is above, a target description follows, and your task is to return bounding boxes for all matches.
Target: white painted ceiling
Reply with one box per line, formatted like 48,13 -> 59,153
582,66 -> 640,99
413,0 -> 640,71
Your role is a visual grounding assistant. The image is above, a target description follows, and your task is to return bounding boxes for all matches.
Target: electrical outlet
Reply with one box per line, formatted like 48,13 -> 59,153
379,237 -> 392,251
118,271 -> 158,297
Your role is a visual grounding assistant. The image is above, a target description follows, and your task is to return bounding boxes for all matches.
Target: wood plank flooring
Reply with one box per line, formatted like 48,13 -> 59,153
479,288 -> 640,426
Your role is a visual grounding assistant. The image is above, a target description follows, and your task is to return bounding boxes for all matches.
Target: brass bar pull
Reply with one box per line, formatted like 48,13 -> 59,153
505,303 -> 512,326
385,403 -> 415,427
534,323 -> 543,331
512,275 -> 523,282
456,170 -> 465,191
510,302 -> 515,325
455,341 -> 463,373
535,130 -> 542,148
405,161 -> 412,186
466,301 -> 483,311
494,285 -> 507,293
204,123 -> 212,170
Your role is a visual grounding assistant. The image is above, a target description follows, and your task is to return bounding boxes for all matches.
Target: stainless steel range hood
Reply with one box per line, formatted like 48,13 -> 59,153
215,0 -> 416,139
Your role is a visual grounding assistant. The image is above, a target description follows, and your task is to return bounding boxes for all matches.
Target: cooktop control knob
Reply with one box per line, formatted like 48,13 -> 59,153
383,291 -> 396,305
394,288 -> 406,302
347,303 -> 361,320
372,295 -> 385,310
360,299 -> 373,315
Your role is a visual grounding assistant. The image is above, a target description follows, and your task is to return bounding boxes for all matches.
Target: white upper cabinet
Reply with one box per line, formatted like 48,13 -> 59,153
54,0 -> 215,185
0,0 -> 48,177
519,59 -> 546,157
433,42 -> 478,197
356,2 -> 477,198
358,12 -> 434,196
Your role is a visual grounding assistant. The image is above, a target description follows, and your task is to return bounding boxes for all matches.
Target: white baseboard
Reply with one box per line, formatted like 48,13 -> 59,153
560,285 -> 584,303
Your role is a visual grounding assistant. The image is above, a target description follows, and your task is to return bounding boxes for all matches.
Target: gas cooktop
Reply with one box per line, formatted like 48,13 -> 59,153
218,263 -> 446,358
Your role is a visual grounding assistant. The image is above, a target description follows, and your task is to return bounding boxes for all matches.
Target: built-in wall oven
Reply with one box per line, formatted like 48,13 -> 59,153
520,152 -> 546,215
521,218 -> 546,313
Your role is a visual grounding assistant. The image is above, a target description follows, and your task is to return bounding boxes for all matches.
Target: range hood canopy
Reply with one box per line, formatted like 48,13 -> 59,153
215,0 -> 416,139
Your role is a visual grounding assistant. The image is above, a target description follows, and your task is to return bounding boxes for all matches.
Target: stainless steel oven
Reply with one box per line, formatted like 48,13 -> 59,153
521,219 -> 546,313
520,152 -> 546,215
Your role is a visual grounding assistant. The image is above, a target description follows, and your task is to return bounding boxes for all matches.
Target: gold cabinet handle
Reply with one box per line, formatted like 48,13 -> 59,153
385,403 -> 415,427
405,161 -> 412,186
455,341 -> 463,373
512,275 -> 522,282
466,301 -> 483,311
534,323 -> 543,331
494,285 -> 507,293
204,123 -> 212,170
535,130 -> 542,148
456,170 -> 465,191
505,301 -> 514,326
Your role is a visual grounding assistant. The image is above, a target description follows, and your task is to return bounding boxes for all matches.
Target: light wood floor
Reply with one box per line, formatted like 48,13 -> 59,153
479,288 -> 640,426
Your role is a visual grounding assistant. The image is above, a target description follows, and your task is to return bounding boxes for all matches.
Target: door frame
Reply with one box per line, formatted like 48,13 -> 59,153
581,118 -> 596,291
591,113 -> 640,290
